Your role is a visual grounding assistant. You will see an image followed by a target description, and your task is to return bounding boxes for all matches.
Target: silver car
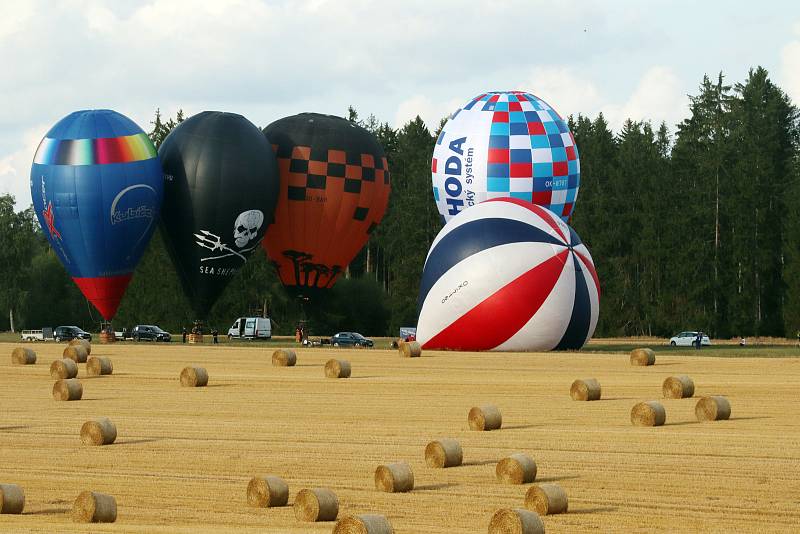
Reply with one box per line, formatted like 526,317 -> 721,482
669,331 -> 710,347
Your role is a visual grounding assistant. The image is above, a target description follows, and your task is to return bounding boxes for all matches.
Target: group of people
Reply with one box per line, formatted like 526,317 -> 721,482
181,325 -> 219,344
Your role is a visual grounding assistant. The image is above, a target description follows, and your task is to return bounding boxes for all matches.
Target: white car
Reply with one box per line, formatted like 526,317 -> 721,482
669,331 -> 710,347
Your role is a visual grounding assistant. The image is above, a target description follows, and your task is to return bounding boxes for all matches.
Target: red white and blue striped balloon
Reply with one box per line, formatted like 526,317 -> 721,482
416,198 -> 599,351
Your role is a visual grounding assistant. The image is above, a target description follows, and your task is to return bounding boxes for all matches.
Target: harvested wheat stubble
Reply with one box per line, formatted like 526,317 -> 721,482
247,475 -> 289,508
375,461 -> 414,493
69,338 -> 91,355
0,483 -> 25,514
11,347 -> 36,365
631,401 -> 666,426
496,453 -> 537,484
87,356 -> 113,376
80,417 -> 117,446
63,344 -> 88,364
72,491 -> 116,523
525,483 -> 568,515
630,347 -> 656,366
180,366 -> 208,387
333,514 -> 393,534
663,375 -> 694,399
399,341 -> 421,358
325,359 -> 351,378
488,508 -> 544,534
695,396 -> 731,421
468,404 -> 502,431
53,378 -> 83,401
570,378 -> 601,401
294,488 -> 338,522
425,438 -> 462,468
50,358 -> 78,379
272,349 -> 297,367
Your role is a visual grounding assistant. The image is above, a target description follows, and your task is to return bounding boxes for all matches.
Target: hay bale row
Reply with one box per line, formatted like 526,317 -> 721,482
68,338 -> 91,355
80,417 -> 117,446
87,356 -> 113,376
53,378 -> 83,401
50,358 -> 78,379
399,341 -> 421,358
11,347 -> 36,365
294,487 -> 338,522
334,514 -> 393,534
570,378 -> 601,401
525,483 -> 568,515
375,462 -> 414,493
631,401 -> 666,426
272,349 -> 297,367
425,438 -> 462,468
72,491 -> 116,523
630,347 -> 655,366
247,475 -> 289,508
496,453 -> 537,485
180,366 -> 208,387
63,344 -> 88,364
489,508 -> 544,534
663,375 -> 694,398
696,395 -> 731,421
468,404 -> 502,431
0,483 -> 25,514
325,359 -> 351,379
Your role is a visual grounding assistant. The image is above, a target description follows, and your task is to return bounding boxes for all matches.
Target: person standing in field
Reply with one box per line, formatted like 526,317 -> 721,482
695,331 -> 702,349
182,327 -> 187,344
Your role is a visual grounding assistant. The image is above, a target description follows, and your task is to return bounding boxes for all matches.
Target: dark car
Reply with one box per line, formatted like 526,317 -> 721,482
330,332 -> 374,347
53,326 -> 92,342
131,325 -> 172,342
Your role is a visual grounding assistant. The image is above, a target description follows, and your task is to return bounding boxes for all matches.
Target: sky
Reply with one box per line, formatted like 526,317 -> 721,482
2,0 -> 799,209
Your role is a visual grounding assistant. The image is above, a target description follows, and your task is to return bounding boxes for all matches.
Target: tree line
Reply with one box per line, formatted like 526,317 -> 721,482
2,66 -> 798,339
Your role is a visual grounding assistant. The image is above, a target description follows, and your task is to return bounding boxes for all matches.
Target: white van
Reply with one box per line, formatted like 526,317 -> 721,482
228,317 -> 271,340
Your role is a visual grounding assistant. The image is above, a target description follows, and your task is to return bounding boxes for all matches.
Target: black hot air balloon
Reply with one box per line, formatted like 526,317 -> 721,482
159,111 -> 279,318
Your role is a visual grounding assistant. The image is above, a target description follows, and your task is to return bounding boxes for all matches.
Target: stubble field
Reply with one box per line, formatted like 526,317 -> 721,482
1,341 -> 799,533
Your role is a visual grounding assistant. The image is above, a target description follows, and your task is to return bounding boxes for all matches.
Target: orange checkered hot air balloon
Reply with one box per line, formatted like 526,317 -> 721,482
262,113 -> 391,291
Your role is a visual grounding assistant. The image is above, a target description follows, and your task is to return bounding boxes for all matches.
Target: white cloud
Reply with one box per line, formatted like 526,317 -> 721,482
519,67 -> 603,119
600,66 -> 687,131
779,22 -> 800,105
0,125 -> 49,209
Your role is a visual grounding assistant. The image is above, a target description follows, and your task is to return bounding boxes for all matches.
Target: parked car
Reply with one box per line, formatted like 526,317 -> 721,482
54,326 -> 92,342
669,331 -> 710,347
330,332 -> 374,347
131,325 -> 172,342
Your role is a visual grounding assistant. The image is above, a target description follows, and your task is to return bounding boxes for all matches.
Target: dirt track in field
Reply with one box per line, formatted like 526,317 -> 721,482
1,342 -> 799,533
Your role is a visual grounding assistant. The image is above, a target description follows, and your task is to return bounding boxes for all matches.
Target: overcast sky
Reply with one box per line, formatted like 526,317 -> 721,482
2,0 -> 799,209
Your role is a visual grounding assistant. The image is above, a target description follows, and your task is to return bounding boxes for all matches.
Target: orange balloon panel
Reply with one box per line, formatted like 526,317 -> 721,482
262,113 -> 391,289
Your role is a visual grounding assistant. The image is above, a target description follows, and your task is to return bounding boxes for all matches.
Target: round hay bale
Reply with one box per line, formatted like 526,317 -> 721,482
570,378 -> 601,401
662,375 -> 694,399
468,404 -> 502,431
247,475 -> 289,507
71,491 -> 116,523
695,396 -> 731,422
424,438 -> 462,468
272,349 -> 297,367
525,483 -> 568,515
334,514 -> 393,534
399,341 -> 421,358
69,338 -> 91,355
50,358 -> 78,380
63,345 -> 88,364
80,417 -> 117,446
87,356 -> 113,376
0,483 -> 25,514
325,359 -> 351,378
375,462 -> 414,493
630,347 -> 655,366
488,508 -> 544,534
294,488 -> 338,522
11,347 -> 36,365
496,453 -> 537,484
53,378 -> 83,401
180,366 -> 208,387
631,401 -> 666,426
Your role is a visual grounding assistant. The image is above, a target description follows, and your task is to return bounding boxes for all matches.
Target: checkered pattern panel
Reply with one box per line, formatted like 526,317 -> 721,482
456,91 -> 579,220
275,145 -> 390,220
